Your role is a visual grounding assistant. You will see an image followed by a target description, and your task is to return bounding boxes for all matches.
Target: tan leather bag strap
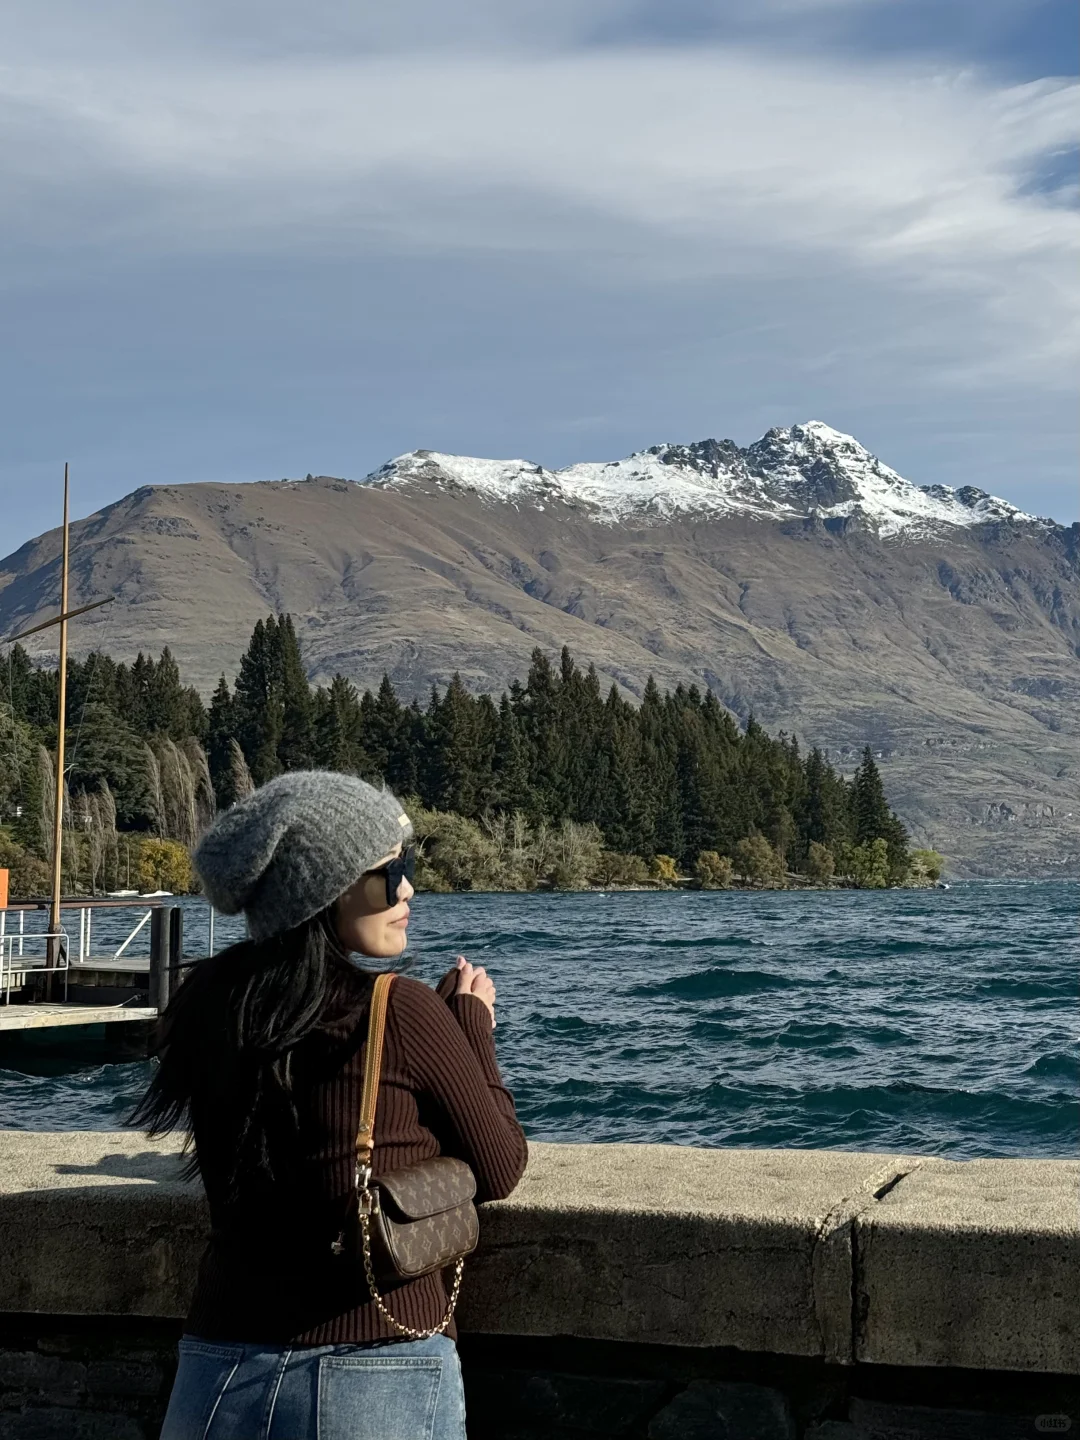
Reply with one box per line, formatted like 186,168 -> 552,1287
356,972 -> 396,1168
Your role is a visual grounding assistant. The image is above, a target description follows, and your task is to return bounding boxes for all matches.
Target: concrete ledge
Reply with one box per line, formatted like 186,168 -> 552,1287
0,1133 -> 1075,1375
855,1155 -> 1079,1373
457,1142 -> 912,1365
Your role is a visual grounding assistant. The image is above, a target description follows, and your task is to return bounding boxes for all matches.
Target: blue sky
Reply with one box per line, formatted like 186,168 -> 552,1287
1,0 -> 1077,557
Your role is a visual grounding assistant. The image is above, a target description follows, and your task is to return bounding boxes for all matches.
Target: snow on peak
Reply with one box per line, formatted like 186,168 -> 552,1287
364,425 -> 1040,538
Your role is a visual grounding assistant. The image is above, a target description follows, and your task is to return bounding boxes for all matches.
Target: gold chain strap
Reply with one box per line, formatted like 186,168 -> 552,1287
359,1209 -> 464,1340
350,972 -> 466,1340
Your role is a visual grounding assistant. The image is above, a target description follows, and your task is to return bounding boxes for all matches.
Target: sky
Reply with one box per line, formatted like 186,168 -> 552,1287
0,0 -> 1077,557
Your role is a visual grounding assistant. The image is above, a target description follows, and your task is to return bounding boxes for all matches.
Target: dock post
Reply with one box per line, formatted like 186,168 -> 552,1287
149,908 -> 168,1011
167,906 -> 184,998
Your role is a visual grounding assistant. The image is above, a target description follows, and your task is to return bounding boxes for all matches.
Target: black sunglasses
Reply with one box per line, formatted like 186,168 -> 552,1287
368,845 -> 416,907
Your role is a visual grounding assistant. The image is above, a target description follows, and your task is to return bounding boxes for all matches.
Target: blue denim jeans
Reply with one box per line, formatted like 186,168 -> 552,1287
160,1333 -> 466,1440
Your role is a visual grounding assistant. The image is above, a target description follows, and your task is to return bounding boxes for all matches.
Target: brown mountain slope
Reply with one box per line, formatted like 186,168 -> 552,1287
1,474 -> 1078,876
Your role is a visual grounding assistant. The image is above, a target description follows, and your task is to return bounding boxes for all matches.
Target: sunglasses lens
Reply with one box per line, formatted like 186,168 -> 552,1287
384,847 -> 415,905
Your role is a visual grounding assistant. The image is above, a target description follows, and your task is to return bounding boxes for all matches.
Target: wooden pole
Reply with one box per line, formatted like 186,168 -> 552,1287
148,907 -> 168,1011
46,464 -> 70,989
2,595 -> 113,647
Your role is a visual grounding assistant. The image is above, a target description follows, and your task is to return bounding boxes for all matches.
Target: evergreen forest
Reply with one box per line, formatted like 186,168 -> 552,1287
0,614 -> 941,897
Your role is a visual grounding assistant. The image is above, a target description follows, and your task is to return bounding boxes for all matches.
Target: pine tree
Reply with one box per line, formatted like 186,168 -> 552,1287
519,649 -> 566,820
395,700 -> 425,797
14,744 -> 54,858
492,693 -> 531,813
0,699 -> 36,823
276,614 -> 314,770
206,676 -> 237,808
129,653 -> 154,734
366,675 -> 413,790
797,747 -> 851,862
556,652 -> 605,822
638,678 -> 683,860
3,644 -> 36,720
3,632 -> 916,888
472,693 -> 500,812
852,746 -> 891,843
180,686 -> 209,742
67,702 -> 157,829
234,618 -> 282,784
851,745 -> 909,882
424,675 -> 481,816
673,703 -> 725,862
145,648 -> 186,736
595,687 -> 651,855
313,675 -> 366,774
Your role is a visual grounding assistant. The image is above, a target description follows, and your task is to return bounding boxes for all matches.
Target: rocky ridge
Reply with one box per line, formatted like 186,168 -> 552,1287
369,422 -> 1039,537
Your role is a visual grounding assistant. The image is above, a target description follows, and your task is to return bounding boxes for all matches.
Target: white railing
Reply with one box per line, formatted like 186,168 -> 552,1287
0,930 -> 70,1004
0,900 -> 219,996
111,910 -> 153,960
0,907 -> 25,961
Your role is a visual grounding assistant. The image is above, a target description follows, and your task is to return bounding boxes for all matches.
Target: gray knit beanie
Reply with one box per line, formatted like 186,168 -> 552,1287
193,770 -> 414,942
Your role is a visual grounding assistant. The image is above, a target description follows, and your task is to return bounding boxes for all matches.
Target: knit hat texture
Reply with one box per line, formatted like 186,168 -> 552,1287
193,770 -> 414,942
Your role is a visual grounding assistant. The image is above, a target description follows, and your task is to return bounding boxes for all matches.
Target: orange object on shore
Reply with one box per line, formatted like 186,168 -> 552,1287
0,869 -> 7,909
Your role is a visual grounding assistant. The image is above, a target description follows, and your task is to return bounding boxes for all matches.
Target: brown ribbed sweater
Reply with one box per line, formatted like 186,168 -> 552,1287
186,974 -> 528,1345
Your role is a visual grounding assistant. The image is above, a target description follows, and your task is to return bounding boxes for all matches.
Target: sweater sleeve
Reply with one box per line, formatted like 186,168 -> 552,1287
447,994 -> 511,1092
389,977 -> 528,1203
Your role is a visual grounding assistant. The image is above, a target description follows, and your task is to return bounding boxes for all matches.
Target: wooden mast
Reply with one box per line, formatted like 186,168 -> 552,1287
0,466 -> 113,998
46,465 -> 70,990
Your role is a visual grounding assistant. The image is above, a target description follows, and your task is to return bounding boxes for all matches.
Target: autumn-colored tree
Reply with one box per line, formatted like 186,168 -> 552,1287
695,850 -> 734,889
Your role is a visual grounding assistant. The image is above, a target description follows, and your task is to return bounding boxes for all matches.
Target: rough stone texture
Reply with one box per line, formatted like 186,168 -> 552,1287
848,1398 -> 1058,1439
0,1319 -> 178,1440
1,1133 -> 1077,1379
458,1141 -> 911,1363
2,1320 -> 1077,1440
0,1133 -> 206,1321
647,1380 -> 796,1439
855,1156 -> 1080,1374
0,1411 -> 147,1440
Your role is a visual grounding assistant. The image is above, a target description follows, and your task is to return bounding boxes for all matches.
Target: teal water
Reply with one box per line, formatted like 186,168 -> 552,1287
1,882 -> 1076,1159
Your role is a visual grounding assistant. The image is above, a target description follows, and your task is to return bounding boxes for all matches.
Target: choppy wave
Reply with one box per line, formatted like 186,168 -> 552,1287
632,967 -> 797,998
2,880 -> 1077,1160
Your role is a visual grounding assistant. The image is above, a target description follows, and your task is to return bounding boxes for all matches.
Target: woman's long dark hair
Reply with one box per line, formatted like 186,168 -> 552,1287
129,909 -> 374,1200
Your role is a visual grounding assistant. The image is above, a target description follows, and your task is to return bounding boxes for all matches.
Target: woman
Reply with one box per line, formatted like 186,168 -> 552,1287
133,770 -> 528,1440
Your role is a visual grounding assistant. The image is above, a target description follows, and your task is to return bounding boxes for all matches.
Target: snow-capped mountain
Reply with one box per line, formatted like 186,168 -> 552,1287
2,419 -> 1075,877
366,421 -> 1038,538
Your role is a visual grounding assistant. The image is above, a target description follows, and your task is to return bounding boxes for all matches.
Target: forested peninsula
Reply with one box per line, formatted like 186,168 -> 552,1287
0,615 -> 942,898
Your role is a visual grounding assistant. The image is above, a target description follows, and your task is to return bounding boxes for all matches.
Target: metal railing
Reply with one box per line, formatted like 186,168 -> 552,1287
1,900 -> 218,957
110,909 -> 153,960
0,929 -> 70,1004
0,900 -> 221,1012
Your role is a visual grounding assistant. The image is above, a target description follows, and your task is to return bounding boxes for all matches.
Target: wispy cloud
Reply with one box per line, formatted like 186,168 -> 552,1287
4,49 -> 1075,379
0,1 -> 1076,542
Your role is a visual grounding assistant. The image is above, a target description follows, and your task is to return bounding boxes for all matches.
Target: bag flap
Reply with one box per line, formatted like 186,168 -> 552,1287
376,1158 -> 476,1220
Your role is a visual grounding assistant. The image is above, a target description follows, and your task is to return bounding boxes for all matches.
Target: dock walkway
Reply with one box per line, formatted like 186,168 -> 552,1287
0,1004 -> 156,1032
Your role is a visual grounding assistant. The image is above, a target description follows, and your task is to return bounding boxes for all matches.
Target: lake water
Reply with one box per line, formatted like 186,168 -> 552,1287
1,882 -> 1076,1160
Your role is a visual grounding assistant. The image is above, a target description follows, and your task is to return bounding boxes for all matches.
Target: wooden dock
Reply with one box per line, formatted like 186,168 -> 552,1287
0,1003 -> 156,1032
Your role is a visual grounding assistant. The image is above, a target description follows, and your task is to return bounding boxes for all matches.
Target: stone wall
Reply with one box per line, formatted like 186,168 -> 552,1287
0,1133 -> 1076,1438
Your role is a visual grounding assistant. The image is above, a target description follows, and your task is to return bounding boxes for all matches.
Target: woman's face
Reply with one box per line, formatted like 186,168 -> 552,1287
334,843 -> 414,958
